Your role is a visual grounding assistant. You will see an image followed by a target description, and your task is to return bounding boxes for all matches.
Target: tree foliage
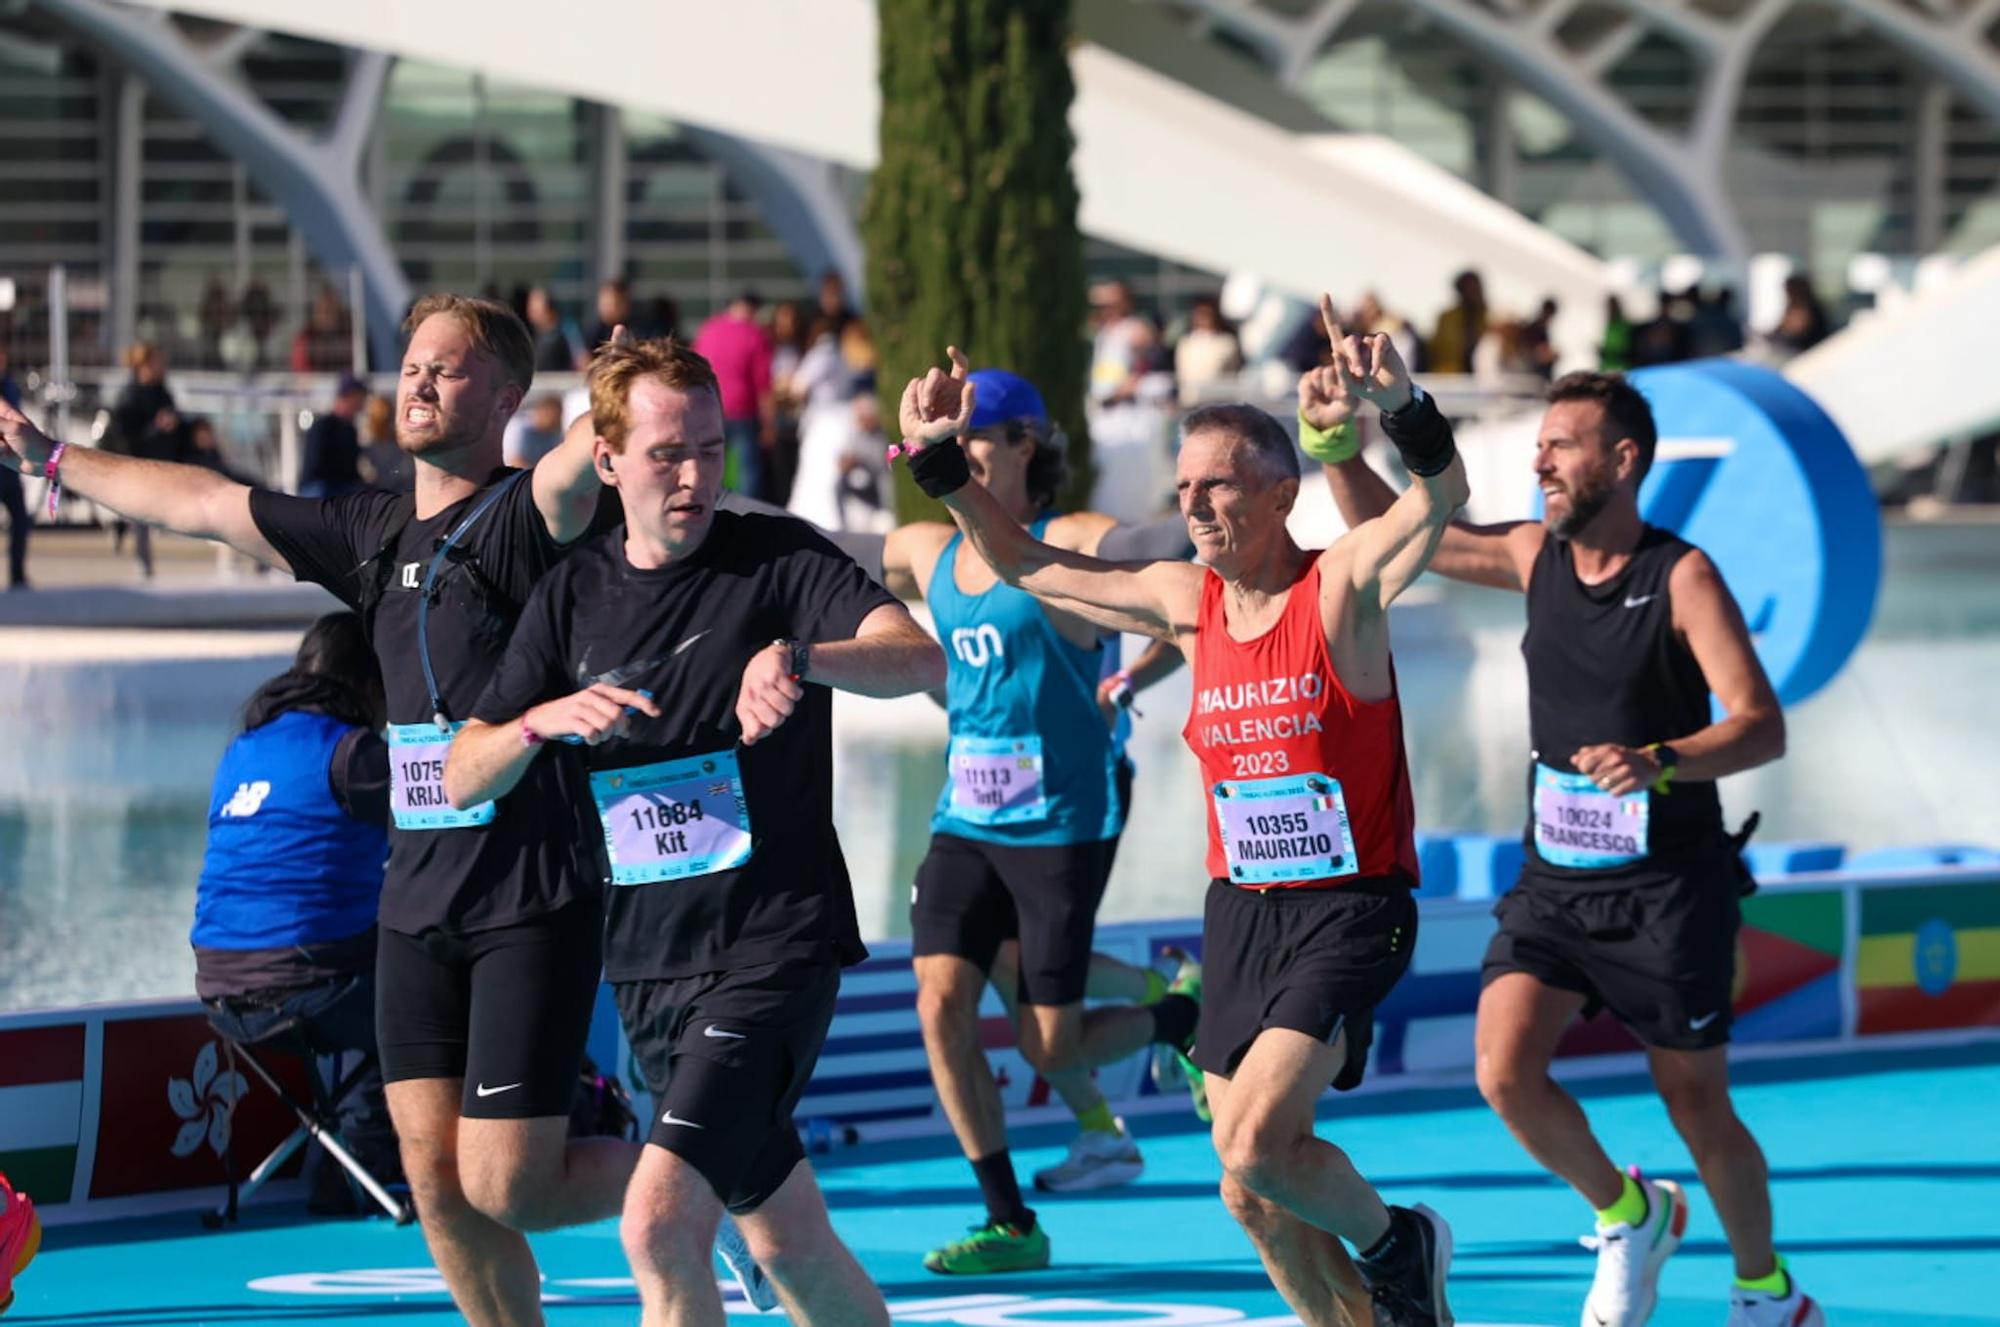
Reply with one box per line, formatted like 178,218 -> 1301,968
864,0 -> 1092,518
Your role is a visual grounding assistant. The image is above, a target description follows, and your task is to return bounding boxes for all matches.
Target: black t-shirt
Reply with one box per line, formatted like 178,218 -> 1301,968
473,509 -> 896,982
250,471 -> 608,935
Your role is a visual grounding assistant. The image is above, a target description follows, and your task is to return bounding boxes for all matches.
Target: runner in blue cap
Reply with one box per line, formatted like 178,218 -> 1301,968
880,367 -> 1197,1275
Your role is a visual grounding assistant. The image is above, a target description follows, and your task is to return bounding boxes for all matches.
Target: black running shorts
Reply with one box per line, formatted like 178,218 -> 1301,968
374,901 -> 604,1119
1192,876 -> 1416,1089
910,833 -> 1117,1007
1481,850 -> 1742,1051
615,959 -> 839,1214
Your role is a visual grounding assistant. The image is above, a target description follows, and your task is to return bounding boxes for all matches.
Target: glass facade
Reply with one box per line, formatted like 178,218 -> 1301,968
0,19 -> 811,371
1239,2 -> 2000,278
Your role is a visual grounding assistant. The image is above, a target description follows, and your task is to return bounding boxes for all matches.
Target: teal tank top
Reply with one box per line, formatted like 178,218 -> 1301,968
928,518 -> 1126,846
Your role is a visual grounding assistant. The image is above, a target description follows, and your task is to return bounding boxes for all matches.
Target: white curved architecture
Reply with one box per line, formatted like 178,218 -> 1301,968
102,0 -> 1612,360
1163,0 -> 2000,265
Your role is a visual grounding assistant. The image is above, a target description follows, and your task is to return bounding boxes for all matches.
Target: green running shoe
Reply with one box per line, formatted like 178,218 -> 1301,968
923,1217 -> 1051,1275
1150,948 -> 1209,1123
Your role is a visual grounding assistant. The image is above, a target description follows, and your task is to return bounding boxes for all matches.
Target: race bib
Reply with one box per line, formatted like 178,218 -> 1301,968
592,749 -> 753,886
389,722 -> 495,830
946,735 -> 1048,825
1212,772 -> 1358,884
1533,763 -> 1650,867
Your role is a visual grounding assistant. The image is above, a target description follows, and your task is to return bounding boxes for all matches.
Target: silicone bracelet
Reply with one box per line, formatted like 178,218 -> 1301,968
43,441 -> 67,519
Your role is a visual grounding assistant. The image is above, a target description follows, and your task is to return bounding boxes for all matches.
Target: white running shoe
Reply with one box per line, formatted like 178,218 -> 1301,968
1726,1264 -> 1825,1327
1032,1123 -> 1144,1192
1578,1173 -> 1688,1327
714,1213 -> 779,1311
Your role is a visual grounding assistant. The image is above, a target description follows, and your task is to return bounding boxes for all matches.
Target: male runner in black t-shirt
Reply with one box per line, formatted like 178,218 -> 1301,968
1322,367 -> 1817,1327
445,338 -> 943,1327
0,295 -> 765,1325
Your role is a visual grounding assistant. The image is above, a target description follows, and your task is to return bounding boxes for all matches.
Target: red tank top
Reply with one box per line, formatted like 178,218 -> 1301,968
1181,558 -> 1418,889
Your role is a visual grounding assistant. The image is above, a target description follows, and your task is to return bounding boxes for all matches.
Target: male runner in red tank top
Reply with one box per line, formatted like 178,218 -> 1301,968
893,321 -> 1469,1327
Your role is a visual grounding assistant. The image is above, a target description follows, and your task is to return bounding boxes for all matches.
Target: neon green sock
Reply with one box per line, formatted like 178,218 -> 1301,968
1594,1174 -> 1648,1229
1076,1100 -> 1120,1136
1141,968 -> 1168,1005
1734,1255 -> 1789,1295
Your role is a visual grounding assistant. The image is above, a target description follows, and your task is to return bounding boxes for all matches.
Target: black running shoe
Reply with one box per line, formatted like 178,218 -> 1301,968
1362,1204 -> 1454,1327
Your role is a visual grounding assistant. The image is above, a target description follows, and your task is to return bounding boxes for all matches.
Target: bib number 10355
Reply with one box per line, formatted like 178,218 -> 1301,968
1212,772 -> 1358,885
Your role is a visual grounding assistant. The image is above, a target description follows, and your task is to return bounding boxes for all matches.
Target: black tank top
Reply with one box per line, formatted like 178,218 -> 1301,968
1522,525 -> 1723,877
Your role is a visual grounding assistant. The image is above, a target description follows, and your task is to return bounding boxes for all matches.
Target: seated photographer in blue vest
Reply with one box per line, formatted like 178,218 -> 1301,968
191,611 -> 401,1213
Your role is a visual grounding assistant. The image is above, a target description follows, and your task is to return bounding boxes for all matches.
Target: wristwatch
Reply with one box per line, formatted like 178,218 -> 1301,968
1645,743 -> 1680,794
773,637 -> 811,681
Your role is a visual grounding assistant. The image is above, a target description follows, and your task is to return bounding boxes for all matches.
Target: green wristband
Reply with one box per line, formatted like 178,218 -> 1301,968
1298,411 -> 1359,464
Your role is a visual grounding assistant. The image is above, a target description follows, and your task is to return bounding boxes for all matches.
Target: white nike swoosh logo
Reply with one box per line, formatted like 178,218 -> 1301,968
474,1082 -> 522,1098
659,1109 -> 706,1129
1689,1011 -> 1720,1029
1624,594 -> 1657,608
673,630 -> 712,656
703,1025 -> 746,1040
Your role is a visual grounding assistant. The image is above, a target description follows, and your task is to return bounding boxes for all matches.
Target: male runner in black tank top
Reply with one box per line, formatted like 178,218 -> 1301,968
1322,370 -> 1820,1327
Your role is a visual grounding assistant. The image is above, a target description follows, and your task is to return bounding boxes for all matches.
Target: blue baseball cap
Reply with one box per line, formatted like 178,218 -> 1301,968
965,369 -> 1048,433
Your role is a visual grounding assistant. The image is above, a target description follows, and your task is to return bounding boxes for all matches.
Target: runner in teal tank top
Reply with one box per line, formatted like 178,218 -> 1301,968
880,368 -> 1197,1275
926,515 -> 1125,845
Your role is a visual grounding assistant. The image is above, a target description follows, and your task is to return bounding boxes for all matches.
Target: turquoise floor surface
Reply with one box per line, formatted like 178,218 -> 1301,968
11,1041 -> 1997,1325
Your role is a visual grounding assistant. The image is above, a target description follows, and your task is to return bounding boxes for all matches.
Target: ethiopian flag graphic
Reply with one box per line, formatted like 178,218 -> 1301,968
1858,882 -> 2000,1034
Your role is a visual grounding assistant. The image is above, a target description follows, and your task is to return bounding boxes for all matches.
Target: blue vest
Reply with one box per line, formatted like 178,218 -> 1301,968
192,711 -> 388,950
929,520 -> 1125,845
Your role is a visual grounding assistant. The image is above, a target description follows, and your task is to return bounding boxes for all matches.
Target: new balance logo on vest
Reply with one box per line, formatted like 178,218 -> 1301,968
220,781 -> 273,818
951,625 -> 1005,668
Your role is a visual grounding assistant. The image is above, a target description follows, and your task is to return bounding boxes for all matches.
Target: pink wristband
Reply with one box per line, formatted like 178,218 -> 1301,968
44,441 -> 67,519
520,717 -> 544,748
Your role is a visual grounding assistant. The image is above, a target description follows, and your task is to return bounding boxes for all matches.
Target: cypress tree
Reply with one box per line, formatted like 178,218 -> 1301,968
864,0 -> 1092,519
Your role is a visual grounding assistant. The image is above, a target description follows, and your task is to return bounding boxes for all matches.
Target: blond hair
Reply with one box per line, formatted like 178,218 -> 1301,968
401,293 -> 534,395
588,338 -> 720,451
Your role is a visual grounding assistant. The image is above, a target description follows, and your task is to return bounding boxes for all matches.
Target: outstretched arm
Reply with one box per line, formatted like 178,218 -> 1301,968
0,397 -> 285,569
895,349 -> 1201,643
1323,448 -> 1537,593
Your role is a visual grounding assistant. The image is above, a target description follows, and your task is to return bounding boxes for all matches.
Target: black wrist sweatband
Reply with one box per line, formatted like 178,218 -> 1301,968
907,438 -> 972,499
1380,391 -> 1457,478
